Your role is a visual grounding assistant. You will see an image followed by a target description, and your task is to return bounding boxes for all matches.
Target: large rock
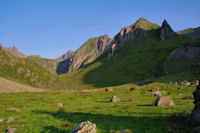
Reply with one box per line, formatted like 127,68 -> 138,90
155,96 -> 175,107
0,118 -> 4,122
6,108 -> 20,112
6,117 -> 15,123
70,121 -> 96,133
191,82 -> 200,125
110,95 -> 120,103
6,128 -> 17,133
160,20 -> 175,40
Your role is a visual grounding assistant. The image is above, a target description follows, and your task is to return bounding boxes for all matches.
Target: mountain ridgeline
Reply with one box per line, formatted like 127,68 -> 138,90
1,18 -> 200,89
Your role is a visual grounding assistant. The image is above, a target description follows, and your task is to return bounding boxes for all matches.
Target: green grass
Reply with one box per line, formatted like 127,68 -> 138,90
0,83 -> 197,133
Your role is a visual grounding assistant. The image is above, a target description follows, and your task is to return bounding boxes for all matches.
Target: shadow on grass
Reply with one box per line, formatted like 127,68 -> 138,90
34,110 -> 193,133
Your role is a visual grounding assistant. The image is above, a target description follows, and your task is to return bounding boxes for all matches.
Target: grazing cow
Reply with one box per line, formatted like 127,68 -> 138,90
61,124 -> 72,128
148,84 -> 153,89
105,88 -> 112,92
130,87 -> 136,92
156,87 -> 159,91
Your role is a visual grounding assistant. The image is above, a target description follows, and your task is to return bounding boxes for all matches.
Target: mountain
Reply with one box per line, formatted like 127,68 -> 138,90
57,50 -> 75,61
2,45 -> 26,58
51,18 -> 200,90
0,44 -> 56,87
56,34 -> 112,74
177,27 -> 200,39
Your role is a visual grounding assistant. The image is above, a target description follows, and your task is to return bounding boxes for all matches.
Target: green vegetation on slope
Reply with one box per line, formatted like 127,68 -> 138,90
52,34 -> 200,90
0,48 -> 56,88
0,83 -> 196,132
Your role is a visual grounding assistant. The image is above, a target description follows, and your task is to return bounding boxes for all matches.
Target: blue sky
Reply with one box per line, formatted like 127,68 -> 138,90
0,0 -> 199,59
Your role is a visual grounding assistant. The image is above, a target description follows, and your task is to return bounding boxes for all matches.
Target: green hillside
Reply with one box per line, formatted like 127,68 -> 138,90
0,47 -> 56,88
51,33 -> 200,90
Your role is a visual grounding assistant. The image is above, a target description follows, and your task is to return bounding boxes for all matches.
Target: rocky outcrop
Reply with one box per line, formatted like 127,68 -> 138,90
70,121 -> 96,133
160,20 -> 175,40
57,50 -> 75,61
191,82 -> 200,125
164,46 -> 200,74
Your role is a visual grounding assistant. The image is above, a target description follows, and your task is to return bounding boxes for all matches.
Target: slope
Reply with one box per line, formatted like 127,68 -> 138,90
0,45 -> 56,88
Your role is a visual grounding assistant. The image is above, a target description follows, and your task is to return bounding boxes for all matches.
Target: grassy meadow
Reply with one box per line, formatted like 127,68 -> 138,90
0,83 -> 197,133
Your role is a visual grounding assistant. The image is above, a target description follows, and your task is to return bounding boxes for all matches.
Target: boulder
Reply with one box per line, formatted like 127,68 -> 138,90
6,128 -> 17,133
123,98 -> 134,102
70,121 -> 96,133
155,96 -> 175,107
6,117 -> 15,123
6,108 -> 20,112
110,95 -> 120,103
56,103 -> 63,107
0,118 -> 4,122
191,82 -> 200,125
152,91 -> 162,96
191,127 -> 200,133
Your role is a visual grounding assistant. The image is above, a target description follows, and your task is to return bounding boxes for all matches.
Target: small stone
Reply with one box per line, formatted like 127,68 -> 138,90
110,95 -> 120,103
0,118 -> 4,122
120,129 -> 129,133
7,117 -> 15,123
123,98 -> 134,102
6,128 -> 17,133
6,108 -> 20,112
70,121 -> 96,133
152,91 -> 162,96
56,103 -> 63,107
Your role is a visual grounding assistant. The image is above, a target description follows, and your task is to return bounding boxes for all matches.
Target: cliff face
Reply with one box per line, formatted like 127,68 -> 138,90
57,50 -> 75,61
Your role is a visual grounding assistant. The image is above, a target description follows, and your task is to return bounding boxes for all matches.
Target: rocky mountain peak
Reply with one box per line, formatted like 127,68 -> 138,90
58,50 -> 75,61
3,46 -> 26,58
160,19 -> 175,40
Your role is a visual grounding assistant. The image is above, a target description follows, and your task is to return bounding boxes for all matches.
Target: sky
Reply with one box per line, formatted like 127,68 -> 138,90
0,0 -> 199,59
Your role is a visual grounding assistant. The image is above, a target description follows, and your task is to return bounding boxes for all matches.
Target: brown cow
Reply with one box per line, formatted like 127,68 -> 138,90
130,87 -> 136,92
155,87 -> 159,91
61,124 -> 72,128
105,88 -> 112,92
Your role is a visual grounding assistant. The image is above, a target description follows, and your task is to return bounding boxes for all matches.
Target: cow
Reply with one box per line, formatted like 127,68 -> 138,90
105,88 -> 113,92
130,87 -> 136,92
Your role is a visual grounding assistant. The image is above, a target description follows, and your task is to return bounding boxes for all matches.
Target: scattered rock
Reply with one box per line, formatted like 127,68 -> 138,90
191,82 -> 200,125
56,103 -> 63,107
6,128 -> 17,133
70,121 -> 96,133
6,108 -> 20,112
6,117 -> 15,123
178,87 -> 183,90
191,127 -> 200,133
123,98 -> 134,102
0,118 -> 4,122
152,91 -> 162,97
110,95 -> 120,103
155,96 -> 175,107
